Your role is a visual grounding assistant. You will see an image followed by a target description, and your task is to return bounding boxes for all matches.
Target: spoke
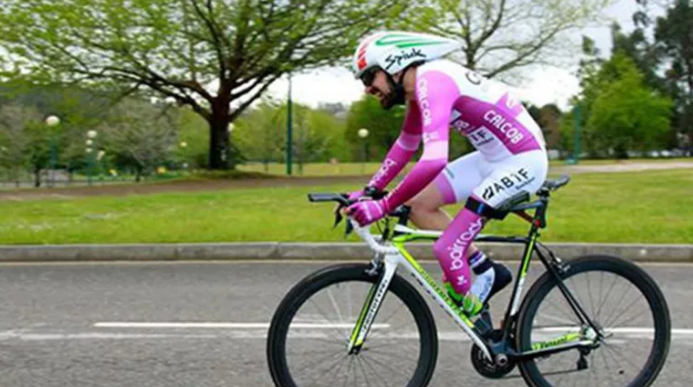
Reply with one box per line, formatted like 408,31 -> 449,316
602,343 -> 627,377
604,342 -> 642,372
292,348 -> 345,375
288,346 -> 347,357
323,353 -> 349,386
307,297 -> 349,342
589,349 -> 601,387
360,353 -> 395,387
288,334 -> 345,347
535,312 -> 580,326
347,282 -> 354,328
305,353 -> 349,387
597,271 -> 605,321
342,357 -> 355,387
364,347 -> 419,368
610,306 -> 651,331
327,285 -> 350,340
365,339 -> 420,358
362,350 -> 410,380
355,355 -> 375,387
599,343 -> 614,377
595,273 -> 621,322
604,289 -> 645,328
601,279 -> 632,329
366,346 -> 419,363
567,276 -> 590,323
543,295 -> 580,326
585,272 -> 597,320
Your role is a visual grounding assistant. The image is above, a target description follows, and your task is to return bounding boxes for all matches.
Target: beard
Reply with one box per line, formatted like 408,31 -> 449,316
380,91 -> 397,110
378,85 -> 405,110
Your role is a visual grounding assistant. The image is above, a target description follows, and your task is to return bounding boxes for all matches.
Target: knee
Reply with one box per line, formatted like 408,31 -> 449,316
407,193 -> 440,213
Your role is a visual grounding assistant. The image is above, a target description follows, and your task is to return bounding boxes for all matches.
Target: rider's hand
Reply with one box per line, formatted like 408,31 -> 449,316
346,199 -> 388,227
335,189 -> 367,215
347,190 -> 365,201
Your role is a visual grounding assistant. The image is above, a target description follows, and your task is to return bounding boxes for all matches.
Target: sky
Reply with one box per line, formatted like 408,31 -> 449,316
264,0 -> 658,111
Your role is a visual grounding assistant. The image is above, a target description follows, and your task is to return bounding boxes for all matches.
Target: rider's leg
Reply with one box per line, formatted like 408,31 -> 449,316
435,150 -> 549,312
431,194 -> 512,315
407,152 -> 511,313
406,176 -> 483,262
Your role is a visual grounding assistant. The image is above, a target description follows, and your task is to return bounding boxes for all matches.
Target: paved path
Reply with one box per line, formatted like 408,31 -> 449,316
0,261 -> 689,386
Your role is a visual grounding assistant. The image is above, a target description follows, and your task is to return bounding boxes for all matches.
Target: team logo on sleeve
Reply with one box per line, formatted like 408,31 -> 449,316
417,78 -> 432,126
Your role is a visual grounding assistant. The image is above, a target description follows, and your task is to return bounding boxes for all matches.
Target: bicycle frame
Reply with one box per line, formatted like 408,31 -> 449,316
346,219 -> 601,362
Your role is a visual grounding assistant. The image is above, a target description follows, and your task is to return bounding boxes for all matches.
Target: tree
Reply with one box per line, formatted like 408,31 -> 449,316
0,79 -> 121,183
346,95 -> 406,161
177,107 -> 211,170
100,99 -> 179,181
399,0 -> 613,79
0,0 -> 409,170
586,54 -> 672,158
655,0 -> 693,149
538,104 -> 563,151
0,104 -> 42,186
233,98 -> 284,171
611,23 -> 664,92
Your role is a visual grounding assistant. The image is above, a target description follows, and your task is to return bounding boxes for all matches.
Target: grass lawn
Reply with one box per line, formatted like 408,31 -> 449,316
237,158 -> 693,177
0,169 -> 691,245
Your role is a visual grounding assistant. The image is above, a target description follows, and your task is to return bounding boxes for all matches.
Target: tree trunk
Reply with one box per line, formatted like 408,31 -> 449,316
34,167 -> 41,188
208,99 -> 231,170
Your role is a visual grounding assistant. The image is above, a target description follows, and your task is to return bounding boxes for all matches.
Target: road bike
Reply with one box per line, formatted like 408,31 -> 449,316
267,176 -> 671,387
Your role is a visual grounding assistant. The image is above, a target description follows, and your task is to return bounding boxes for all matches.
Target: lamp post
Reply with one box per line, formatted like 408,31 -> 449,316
286,73 -> 293,176
179,141 -> 188,173
45,115 -> 60,187
86,130 -> 97,185
96,149 -> 106,181
358,128 -> 369,174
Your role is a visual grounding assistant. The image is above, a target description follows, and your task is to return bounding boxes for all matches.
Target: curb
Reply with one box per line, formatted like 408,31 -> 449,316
0,242 -> 692,262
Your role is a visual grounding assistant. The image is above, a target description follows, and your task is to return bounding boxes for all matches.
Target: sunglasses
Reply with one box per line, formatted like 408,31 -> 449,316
360,67 -> 379,87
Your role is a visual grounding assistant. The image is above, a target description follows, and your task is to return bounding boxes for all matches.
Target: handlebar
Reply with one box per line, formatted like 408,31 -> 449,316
307,190 -> 407,255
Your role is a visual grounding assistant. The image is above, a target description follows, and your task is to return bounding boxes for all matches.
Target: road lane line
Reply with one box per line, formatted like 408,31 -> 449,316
94,322 -> 391,329
93,323 -> 693,336
3,329 -> 693,342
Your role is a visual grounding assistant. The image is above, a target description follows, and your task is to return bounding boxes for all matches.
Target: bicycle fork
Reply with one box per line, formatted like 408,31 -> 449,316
346,254 -> 397,354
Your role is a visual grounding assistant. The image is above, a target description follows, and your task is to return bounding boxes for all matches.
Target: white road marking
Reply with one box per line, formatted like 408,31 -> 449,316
1,328 -> 693,342
94,322 -> 391,329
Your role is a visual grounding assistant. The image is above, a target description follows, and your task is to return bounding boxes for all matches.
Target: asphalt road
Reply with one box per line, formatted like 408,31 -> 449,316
0,260 -> 690,387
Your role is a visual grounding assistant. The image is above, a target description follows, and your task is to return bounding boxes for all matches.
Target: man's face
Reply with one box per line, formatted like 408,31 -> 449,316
360,67 -> 393,109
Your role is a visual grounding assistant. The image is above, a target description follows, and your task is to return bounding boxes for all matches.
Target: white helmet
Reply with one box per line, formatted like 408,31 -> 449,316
352,31 -> 463,79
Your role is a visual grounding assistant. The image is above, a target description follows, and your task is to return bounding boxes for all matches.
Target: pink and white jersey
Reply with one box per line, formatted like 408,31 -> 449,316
365,59 -> 546,216
417,60 -> 545,162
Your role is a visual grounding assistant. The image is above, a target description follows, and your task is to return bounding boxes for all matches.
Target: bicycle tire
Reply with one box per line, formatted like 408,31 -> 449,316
515,255 -> 670,387
267,263 -> 438,387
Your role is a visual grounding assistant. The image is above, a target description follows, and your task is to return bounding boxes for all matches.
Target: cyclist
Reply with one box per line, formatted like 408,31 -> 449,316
346,31 -> 549,316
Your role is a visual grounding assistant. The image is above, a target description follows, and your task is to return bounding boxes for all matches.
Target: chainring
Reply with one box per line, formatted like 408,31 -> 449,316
470,329 -> 517,379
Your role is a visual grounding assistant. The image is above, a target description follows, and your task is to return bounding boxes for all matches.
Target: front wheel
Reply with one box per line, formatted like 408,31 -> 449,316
516,255 -> 670,387
267,263 -> 438,387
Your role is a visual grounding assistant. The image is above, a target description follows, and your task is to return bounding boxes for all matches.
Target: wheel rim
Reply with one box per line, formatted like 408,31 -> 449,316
525,268 -> 663,387
282,279 -> 423,387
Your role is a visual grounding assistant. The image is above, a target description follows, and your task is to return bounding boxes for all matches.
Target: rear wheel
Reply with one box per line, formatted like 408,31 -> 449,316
267,263 -> 439,387
516,255 -> 670,387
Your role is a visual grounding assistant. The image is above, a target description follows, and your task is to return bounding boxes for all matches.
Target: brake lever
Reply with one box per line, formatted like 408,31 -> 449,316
332,194 -> 355,238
